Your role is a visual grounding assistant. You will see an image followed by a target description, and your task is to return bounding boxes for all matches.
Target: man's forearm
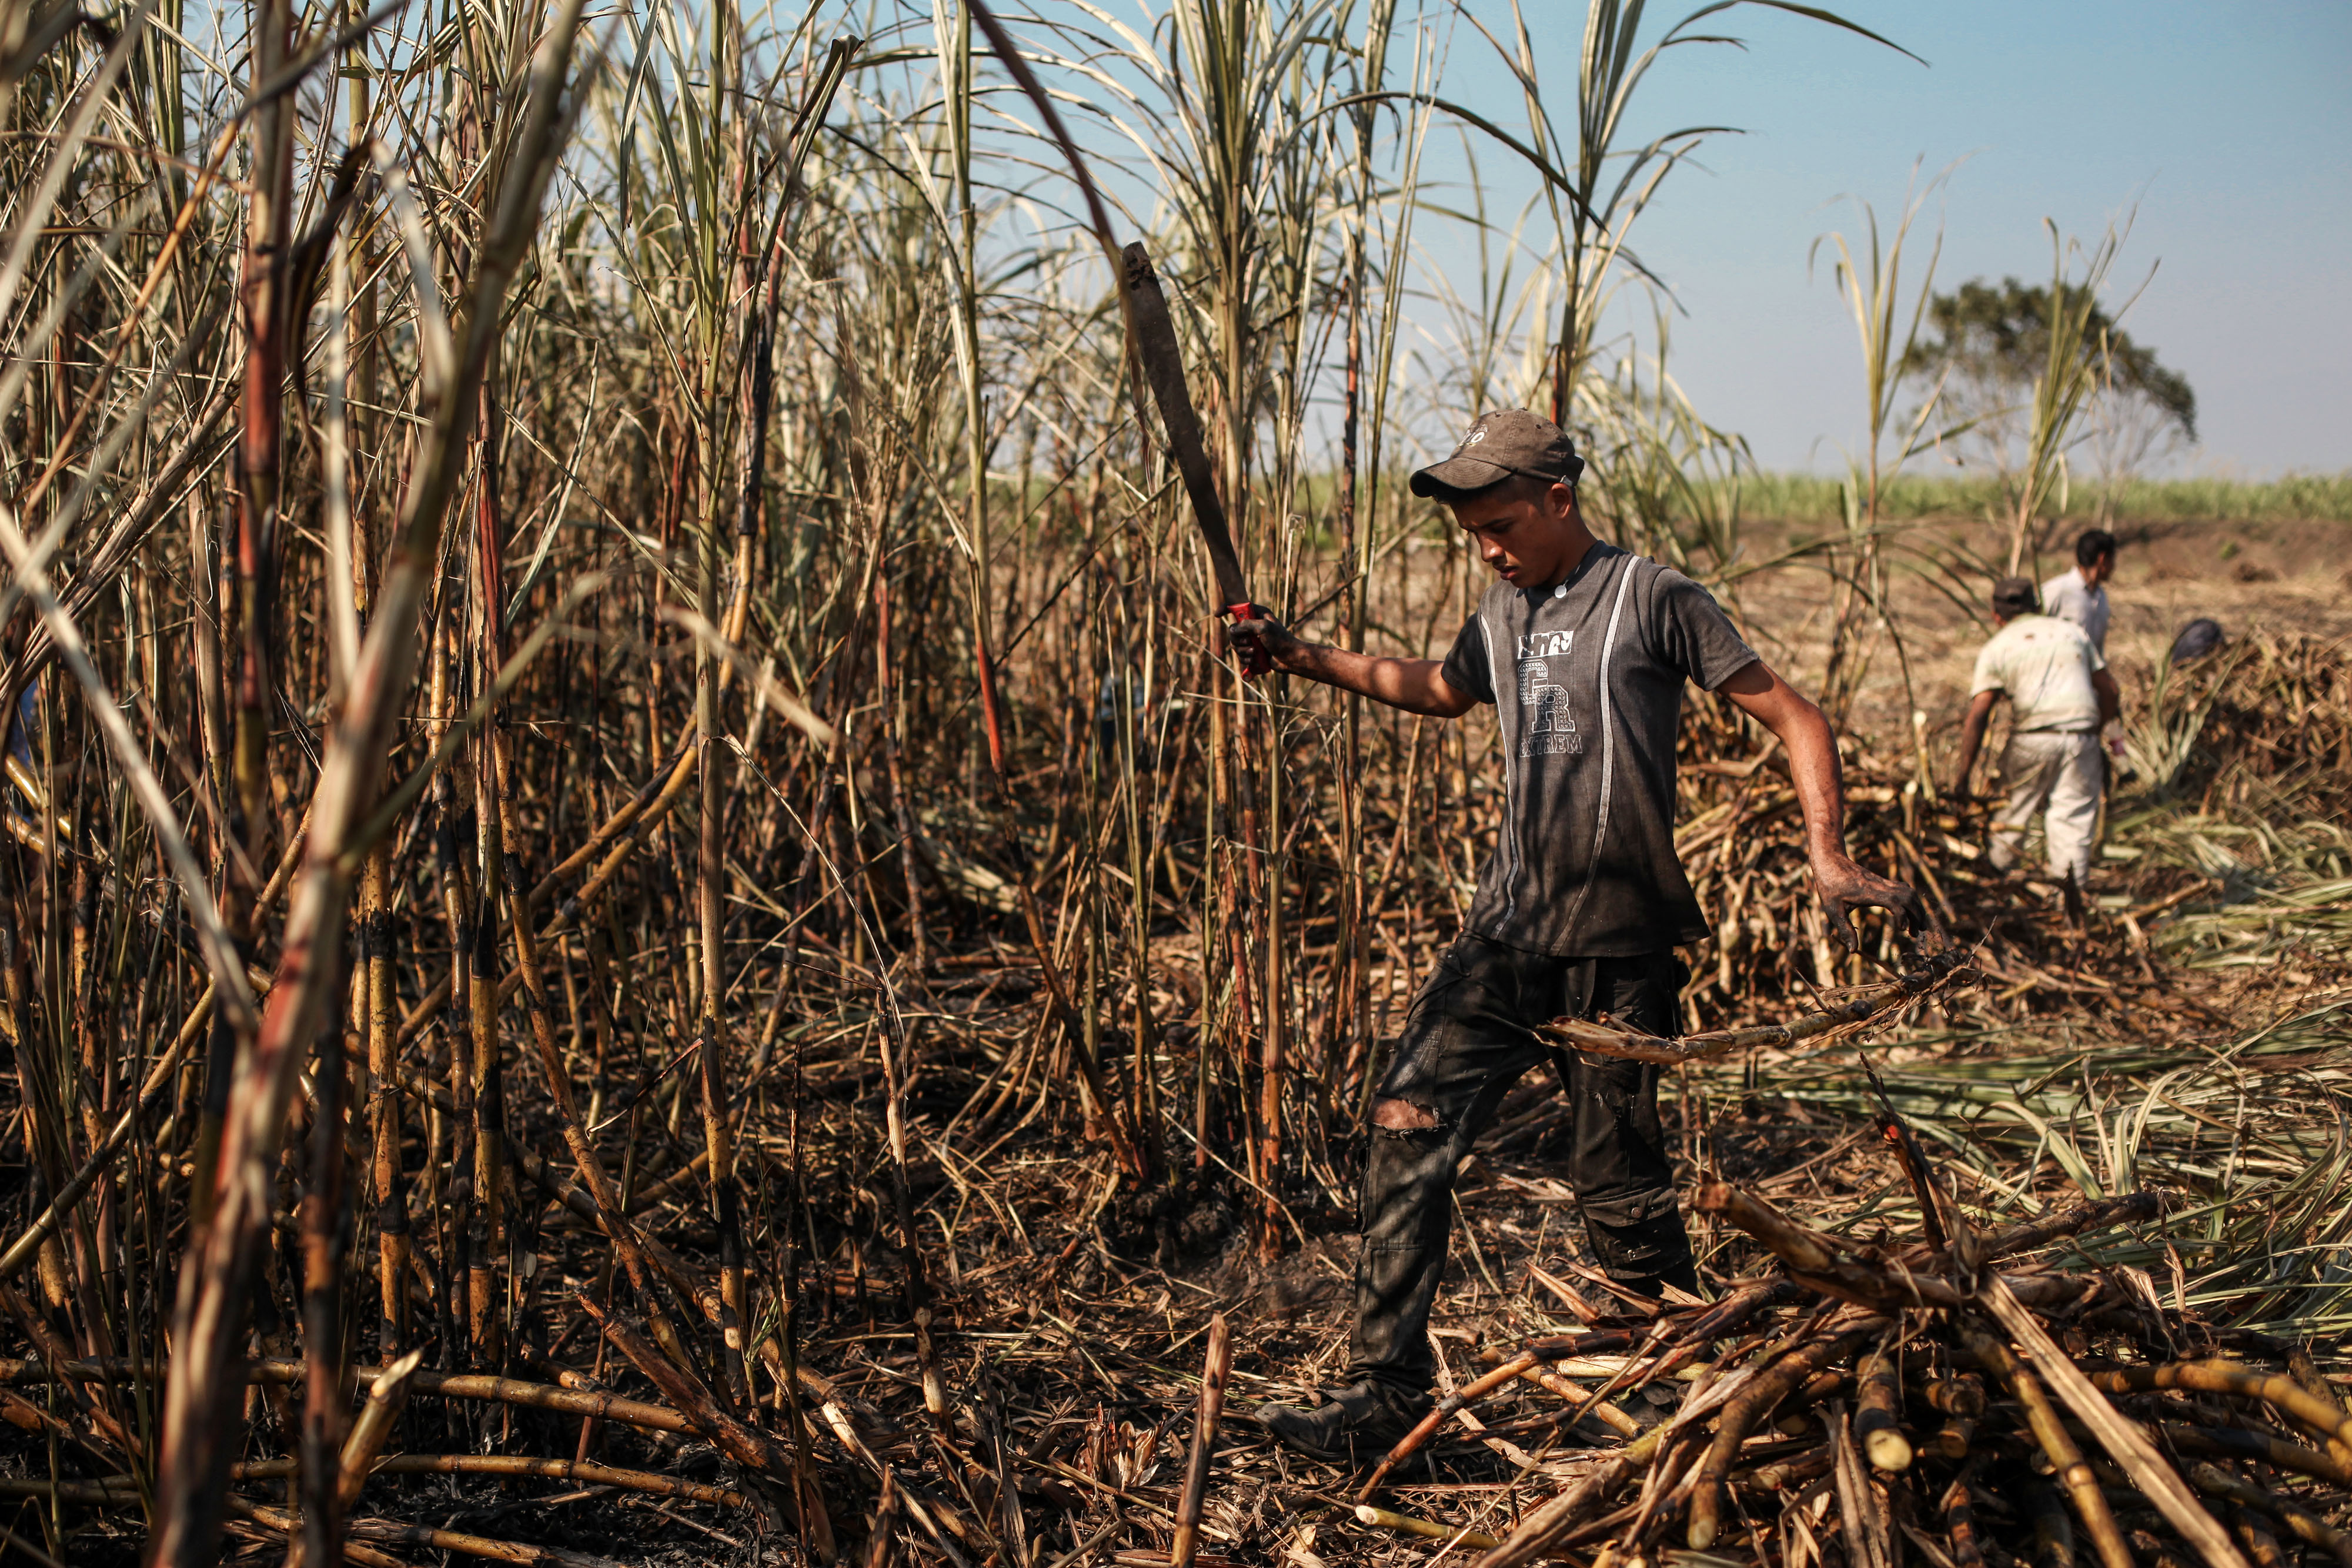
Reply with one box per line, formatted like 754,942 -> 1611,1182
1954,698 -> 1995,788
1719,658 -> 1930,942
1719,662 -> 1846,860
1953,723 -> 1983,790
1274,640 -> 1466,717
1772,700 -> 1848,859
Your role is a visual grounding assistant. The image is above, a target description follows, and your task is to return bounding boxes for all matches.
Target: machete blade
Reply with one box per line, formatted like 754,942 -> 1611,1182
1120,243 -> 1255,624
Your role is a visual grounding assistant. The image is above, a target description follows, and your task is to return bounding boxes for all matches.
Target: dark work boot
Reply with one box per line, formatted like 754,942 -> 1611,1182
1585,1208 -> 1702,1303
1254,1379 -> 1432,1463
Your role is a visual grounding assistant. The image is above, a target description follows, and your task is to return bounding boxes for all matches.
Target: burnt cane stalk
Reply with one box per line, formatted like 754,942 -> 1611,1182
689,193 -> 752,1409
1959,1321 -> 2132,1568
697,490 -> 744,1408
1170,1312 -> 1231,1568
1855,1341 -> 1912,1473
720,153 -> 828,1478
230,0 -> 294,931
470,366 -> 508,1369
345,228 -> 406,1364
1686,1317 -> 1886,1549
149,1 -> 594,1556
1941,1459 -> 1989,1568
1359,1350 -> 1540,1499
296,1012 -> 346,1568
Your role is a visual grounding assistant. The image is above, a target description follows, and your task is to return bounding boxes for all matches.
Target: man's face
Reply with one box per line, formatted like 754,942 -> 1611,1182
2083,551 -> 2116,587
1451,479 -> 1583,589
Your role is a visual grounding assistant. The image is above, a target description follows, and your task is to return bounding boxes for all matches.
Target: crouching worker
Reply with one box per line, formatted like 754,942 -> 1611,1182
1952,577 -> 2122,898
1227,410 -> 1930,1461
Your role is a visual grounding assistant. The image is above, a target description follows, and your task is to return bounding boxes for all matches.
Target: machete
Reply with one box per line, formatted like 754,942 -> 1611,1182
1120,242 -> 1271,676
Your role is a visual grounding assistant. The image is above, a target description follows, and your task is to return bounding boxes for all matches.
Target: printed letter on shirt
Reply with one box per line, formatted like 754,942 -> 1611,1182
1515,656 -> 1581,756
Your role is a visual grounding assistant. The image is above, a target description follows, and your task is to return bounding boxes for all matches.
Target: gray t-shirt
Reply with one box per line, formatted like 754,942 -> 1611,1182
1439,544 -> 1759,957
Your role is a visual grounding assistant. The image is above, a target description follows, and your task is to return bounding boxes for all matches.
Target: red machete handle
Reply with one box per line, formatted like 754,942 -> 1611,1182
1225,603 -> 1273,677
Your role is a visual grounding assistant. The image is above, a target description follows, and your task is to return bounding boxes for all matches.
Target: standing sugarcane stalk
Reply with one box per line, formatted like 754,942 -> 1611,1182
228,0 -> 292,941
337,36 -> 406,1369
1253,689 -> 1284,1260
150,1 -> 595,1554
307,193 -> 367,1541
186,500 -> 232,1236
697,408 -> 744,1410
471,365 -> 509,1372
436,628 -> 479,1384
684,11 -> 749,1422
296,1002 -> 347,1568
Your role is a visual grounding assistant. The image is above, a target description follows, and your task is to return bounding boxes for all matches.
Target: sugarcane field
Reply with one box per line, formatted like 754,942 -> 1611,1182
5,0 -> 2352,1563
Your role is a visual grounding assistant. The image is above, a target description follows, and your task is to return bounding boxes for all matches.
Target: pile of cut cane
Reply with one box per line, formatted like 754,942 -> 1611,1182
1339,952 -> 2351,1568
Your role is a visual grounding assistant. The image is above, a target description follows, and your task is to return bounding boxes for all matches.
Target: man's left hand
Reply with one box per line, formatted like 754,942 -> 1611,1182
1810,850 -> 1937,954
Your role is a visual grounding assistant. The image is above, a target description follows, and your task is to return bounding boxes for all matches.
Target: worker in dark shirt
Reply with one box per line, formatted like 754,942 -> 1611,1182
1227,410 -> 1929,1460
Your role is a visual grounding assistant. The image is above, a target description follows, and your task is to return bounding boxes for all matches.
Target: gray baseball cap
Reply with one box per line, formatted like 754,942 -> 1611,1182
1409,409 -> 1586,499
1992,577 -> 2040,616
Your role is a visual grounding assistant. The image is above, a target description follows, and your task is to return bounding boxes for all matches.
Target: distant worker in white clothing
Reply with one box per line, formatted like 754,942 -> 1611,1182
1952,578 -> 2122,897
2041,528 -> 2117,654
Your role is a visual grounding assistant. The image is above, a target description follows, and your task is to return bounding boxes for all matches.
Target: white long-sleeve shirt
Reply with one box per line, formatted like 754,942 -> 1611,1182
2040,566 -> 2110,653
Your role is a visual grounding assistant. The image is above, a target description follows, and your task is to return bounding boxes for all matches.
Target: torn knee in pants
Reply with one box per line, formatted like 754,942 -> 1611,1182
1372,1096 -> 1441,1134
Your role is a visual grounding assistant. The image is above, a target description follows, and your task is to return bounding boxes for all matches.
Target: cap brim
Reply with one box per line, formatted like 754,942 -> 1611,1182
1408,455 -> 1514,499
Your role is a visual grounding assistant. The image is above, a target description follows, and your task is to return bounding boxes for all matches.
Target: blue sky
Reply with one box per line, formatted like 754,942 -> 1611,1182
1431,0 -> 2351,476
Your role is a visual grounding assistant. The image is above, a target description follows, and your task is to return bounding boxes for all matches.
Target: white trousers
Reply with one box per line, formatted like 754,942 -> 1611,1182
1988,730 -> 2102,885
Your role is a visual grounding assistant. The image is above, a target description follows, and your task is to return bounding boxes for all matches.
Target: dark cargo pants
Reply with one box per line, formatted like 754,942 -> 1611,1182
1350,937 -> 1693,1394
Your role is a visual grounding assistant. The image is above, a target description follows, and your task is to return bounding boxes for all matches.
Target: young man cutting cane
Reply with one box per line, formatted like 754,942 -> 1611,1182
1228,410 -> 1931,1460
